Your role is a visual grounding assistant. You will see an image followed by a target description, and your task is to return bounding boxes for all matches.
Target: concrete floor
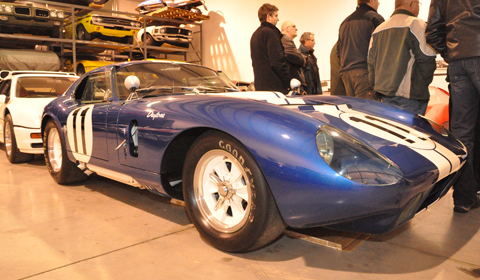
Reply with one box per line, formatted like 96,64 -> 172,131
1,147 -> 480,280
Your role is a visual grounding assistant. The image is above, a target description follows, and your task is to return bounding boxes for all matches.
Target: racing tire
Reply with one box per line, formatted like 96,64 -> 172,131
76,25 -> 92,41
183,130 -> 285,252
4,115 -> 34,163
77,64 -> 86,76
43,120 -> 87,184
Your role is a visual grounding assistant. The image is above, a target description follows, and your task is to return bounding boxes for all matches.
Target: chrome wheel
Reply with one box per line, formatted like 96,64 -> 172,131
47,127 -> 62,172
194,150 -> 251,233
4,120 -> 12,157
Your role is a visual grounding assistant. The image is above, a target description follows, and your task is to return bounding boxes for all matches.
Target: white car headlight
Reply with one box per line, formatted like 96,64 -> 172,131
316,125 -> 403,186
4,5 -> 13,13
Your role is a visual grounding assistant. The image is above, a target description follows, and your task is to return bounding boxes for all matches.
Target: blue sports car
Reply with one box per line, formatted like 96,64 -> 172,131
41,61 -> 466,253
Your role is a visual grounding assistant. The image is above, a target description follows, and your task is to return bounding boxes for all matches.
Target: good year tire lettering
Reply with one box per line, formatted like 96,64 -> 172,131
219,140 -> 245,166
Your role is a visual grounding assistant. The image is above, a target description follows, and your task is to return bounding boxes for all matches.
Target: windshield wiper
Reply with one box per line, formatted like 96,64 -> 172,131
136,86 -> 174,94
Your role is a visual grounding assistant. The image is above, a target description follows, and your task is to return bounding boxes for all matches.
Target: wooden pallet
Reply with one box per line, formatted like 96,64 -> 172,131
142,6 -> 209,23
169,198 -> 369,252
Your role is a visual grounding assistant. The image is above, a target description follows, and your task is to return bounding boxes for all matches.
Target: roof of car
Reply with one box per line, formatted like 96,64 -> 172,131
0,71 -> 77,79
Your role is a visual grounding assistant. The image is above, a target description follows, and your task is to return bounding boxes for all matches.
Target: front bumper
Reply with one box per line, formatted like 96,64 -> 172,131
14,126 -> 43,154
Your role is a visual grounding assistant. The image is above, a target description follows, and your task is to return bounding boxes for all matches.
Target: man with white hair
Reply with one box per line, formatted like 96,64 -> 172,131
367,0 -> 436,115
281,21 -> 306,90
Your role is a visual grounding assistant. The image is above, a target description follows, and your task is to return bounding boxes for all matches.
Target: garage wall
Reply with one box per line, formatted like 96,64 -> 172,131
114,0 -> 432,84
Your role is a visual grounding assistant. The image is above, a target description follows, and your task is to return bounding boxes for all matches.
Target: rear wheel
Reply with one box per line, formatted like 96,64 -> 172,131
43,120 -> 87,184
77,64 -> 86,76
183,131 -> 285,252
4,115 -> 34,163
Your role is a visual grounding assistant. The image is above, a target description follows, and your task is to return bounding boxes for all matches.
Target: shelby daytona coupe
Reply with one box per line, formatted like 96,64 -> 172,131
41,61 -> 466,253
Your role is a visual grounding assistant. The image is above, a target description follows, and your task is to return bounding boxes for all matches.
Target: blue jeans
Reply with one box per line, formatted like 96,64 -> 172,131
381,95 -> 428,115
448,57 -> 480,207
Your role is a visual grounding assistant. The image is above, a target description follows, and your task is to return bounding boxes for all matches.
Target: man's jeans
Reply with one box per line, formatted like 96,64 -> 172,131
381,95 -> 428,115
448,57 -> 480,207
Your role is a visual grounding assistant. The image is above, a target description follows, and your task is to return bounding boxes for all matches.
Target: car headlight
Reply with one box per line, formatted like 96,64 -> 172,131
92,16 -> 102,23
188,31 -> 192,36
131,21 -> 141,28
51,10 -> 57,17
3,5 -> 13,13
316,125 -> 403,186
57,10 -> 64,19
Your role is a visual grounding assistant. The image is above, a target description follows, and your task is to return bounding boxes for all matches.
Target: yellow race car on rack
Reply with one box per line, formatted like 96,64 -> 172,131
65,14 -> 141,44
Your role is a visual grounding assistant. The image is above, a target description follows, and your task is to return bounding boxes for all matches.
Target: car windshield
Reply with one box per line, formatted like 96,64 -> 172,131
115,63 -> 238,100
16,76 -> 78,98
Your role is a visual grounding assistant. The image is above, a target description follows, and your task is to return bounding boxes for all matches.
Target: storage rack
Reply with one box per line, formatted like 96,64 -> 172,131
0,0 -> 204,71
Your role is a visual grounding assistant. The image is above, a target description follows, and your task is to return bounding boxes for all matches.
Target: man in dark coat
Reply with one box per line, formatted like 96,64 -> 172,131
337,0 -> 384,99
426,0 -> 480,213
250,3 -> 290,94
281,21 -> 306,90
299,32 -> 322,95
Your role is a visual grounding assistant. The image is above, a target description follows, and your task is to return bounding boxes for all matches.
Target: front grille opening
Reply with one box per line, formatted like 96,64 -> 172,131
35,9 -> 49,17
417,172 -> 457,212
15,7 -> 31,16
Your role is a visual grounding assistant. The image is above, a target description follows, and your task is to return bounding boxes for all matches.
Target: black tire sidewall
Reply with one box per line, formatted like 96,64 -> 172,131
183,131 -> 278,252
5,115 -> 17,162
43,120 -> 86,184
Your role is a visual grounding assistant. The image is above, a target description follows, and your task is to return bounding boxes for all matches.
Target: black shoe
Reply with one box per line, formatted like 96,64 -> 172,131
454,196 -> 480,213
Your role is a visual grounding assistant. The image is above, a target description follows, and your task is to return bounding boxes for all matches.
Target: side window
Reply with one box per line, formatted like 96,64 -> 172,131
80,72 -> 111,103
0,80 -> 12,96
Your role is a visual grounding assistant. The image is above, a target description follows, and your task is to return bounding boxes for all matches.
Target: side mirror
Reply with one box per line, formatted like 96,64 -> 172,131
124,75 -> 140,92
287,78 -> 301,96
290,78 -> 301,90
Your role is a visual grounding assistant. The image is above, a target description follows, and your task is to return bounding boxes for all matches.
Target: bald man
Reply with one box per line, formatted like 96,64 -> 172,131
368,0 -> 436,115
281,21 -> 306,89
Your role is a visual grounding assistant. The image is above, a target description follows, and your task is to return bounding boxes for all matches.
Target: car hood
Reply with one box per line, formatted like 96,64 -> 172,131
204,91 -> 466,182
8,97 -> 56,129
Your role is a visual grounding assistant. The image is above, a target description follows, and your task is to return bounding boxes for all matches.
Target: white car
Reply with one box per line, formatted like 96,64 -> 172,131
0,71 -> 78,163
137,25 -> 192,48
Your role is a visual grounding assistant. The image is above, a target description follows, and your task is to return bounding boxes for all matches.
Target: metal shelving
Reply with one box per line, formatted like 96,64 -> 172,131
0,0 -> 203,71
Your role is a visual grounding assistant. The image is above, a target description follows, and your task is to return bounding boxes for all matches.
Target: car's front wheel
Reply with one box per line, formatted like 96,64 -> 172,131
4,115 -> 34,163
76,25 -> 92,41
142,33 -> 155,46
43,120 -> 87,184
183,131 -> 285,252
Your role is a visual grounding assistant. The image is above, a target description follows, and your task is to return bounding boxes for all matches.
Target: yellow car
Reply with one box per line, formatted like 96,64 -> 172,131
65,14 -> 141,44
75,60 -> 116,75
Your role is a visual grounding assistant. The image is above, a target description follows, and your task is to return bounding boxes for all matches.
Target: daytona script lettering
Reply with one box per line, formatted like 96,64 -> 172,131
147,111 -> 165,120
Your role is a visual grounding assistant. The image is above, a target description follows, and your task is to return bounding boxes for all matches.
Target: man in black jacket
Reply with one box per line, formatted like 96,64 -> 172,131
299,32 -> 322,95
426,0 -> 480,213
281,21 -> 306,91
250,4 -> 290,94
338,0 -> 384,99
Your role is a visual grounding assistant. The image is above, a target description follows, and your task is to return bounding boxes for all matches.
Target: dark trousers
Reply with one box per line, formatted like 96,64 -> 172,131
340,68 -> 377,100
448,58 -> 480,207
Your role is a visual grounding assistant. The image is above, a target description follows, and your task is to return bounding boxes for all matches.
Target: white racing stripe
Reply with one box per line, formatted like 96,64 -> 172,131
66,105 -> 95,163
313,105 -> 461,182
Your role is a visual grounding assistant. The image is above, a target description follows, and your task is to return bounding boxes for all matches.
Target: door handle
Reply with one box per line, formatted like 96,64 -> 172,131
115,139 -> 127,150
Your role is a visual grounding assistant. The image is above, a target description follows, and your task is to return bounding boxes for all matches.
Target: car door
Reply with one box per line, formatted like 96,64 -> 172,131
64,71 -> 112,163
